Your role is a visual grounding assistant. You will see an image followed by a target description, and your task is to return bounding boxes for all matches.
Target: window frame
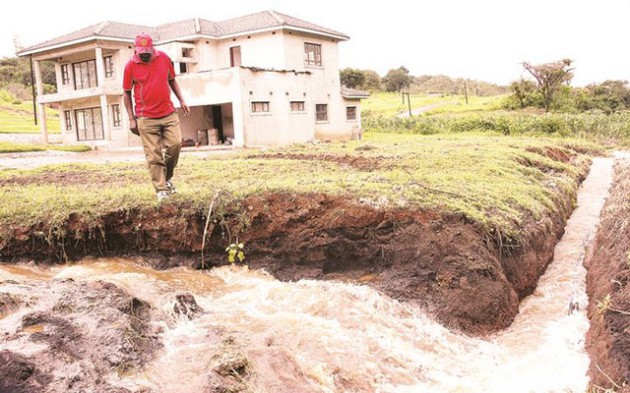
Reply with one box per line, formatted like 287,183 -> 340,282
72,59 -> 98,90
304,42 -> 322,67
230,46 -> 241,67
104,56 -> 114,78
111,104 -> 121,127
75,107 -> 104,141
315,103 -> 328,122
251,101 -> 270,114
63,110 -> 72,130
182,47 -> 193,58
61,64 -> 71,85
346,106 -> 357,121
290,101 -> 306,113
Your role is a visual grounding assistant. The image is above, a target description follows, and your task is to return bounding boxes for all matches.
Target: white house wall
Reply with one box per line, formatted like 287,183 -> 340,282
237,68 -> 314,146
216,31 -> 286,69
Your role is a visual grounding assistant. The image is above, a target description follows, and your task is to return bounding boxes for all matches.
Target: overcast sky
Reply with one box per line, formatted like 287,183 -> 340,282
1,0 -> 628,86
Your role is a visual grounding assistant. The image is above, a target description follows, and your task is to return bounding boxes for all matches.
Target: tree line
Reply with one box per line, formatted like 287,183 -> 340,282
505,58 -> 630,114
0,57 -> 55,102
340,67 -> 508,97
343,62 -> 630,115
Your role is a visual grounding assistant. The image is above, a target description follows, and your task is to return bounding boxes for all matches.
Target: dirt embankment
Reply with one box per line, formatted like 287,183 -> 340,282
585,158 -> 630,391
1,185 -> 574,338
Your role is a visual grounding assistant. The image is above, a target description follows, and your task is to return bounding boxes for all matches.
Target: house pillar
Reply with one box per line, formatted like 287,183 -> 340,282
32,59 -> 48,144
95,47 -> 111,141
232,99 -> 245,147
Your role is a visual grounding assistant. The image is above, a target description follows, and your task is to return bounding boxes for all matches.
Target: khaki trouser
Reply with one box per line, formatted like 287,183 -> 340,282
137,112 -> 182,192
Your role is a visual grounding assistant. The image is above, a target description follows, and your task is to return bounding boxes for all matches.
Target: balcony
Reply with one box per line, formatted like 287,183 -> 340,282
37,79 -> 121,104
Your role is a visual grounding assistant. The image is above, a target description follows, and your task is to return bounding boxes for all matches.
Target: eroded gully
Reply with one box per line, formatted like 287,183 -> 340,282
0,157 -> 614,392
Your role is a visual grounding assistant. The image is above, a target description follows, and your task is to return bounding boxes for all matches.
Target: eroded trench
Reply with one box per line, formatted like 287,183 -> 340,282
0,157 -> 621,393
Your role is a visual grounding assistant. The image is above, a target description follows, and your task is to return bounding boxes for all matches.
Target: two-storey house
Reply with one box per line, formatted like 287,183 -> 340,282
17,11 -> 368,148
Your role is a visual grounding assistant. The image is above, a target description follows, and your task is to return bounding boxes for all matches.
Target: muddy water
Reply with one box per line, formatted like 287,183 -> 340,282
0,158 -> 613,392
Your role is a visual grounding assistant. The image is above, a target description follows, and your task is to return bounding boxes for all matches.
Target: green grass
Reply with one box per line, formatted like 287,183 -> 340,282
362,92 -> 453,118
364,111 -> 630,147
0,141 -> 91,153
361,92 -> 505,118
421,95 -> 507,115
0,133 -> 598,245
0,101 -> 61,134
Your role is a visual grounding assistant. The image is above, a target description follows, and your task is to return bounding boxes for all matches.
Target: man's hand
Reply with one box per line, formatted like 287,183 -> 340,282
130,118 -> 139,135
181,102 -> 190,117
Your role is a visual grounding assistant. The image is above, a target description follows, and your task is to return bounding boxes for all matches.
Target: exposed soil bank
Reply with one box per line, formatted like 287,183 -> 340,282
1,179 -> 576,336
585,157 -> 630,391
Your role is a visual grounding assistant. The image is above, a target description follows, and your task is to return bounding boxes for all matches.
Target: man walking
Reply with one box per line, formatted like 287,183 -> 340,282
123,33 -> 190,202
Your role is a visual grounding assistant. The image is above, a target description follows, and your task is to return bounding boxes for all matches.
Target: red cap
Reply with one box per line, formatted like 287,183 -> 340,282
134,33 -> 154,54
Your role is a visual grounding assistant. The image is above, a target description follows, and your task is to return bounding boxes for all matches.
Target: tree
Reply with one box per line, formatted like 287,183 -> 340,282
509,78 -> 538,108
340,68 -> 365,89
522,59 -> 574,112
361,69 -> 382,92
383,66 -> 412,92
577,80 -> 630,114
0,56 -> 56,94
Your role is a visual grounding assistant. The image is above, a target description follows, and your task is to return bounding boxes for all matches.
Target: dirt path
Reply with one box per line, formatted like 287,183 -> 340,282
0,145 -> 239,169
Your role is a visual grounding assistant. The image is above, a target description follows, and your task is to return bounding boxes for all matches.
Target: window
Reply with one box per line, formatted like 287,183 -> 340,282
304,43 -> 322,67
73,59 -> 97,90
64,110 -> 72,130
75,107 -> 104,141
315,104 -> 328,121
290,101 -> 305,112
111,104 -> 121,127
61,64 -> 70,85
182,48 -> 193,58
104,56 -> 114,78
251,101 -> 270,113
179,62 -> 189,74
346,106 -> 357,120
230,46 -> 241,67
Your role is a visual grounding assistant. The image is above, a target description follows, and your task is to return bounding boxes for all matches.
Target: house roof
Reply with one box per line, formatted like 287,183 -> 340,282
341,86 -> 370,99
17,10 -> 349,56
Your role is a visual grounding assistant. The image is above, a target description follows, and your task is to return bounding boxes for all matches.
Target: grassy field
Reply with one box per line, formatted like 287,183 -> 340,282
0,101 -> 61,134
361,92 -> 453,117
0,133 -> 599,245
364,111 -> 630,147
0,141 -> 91,153
361,92 -> 505,118
421,95 -> 507,115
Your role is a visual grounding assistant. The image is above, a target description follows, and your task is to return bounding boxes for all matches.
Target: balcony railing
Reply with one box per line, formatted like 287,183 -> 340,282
38,80 -> 121,104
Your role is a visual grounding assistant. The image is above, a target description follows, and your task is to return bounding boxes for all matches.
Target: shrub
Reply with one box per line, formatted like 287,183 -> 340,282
364,111 -> 630,146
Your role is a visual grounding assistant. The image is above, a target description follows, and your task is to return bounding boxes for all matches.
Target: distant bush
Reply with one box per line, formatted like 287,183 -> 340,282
0,89 -> 14,103
364,111 -> 630,145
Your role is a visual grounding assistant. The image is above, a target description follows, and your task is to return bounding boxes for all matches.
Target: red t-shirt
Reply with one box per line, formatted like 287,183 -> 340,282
123,50 -> 176,118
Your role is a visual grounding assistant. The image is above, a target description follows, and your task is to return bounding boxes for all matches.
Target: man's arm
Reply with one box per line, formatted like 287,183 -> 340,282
169,79 -> 190,116
123,90 -> 138,134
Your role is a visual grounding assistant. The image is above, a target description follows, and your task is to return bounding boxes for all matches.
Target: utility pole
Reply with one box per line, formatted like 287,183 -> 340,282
406,92 -> 412,117
464,81 -> 469,105
29,56 -> 37,125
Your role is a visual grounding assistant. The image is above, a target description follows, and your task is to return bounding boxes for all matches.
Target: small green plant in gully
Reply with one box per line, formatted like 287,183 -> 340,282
226,241 -> 245,264
596,294 -> 630,316
597,294 -> 612,314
